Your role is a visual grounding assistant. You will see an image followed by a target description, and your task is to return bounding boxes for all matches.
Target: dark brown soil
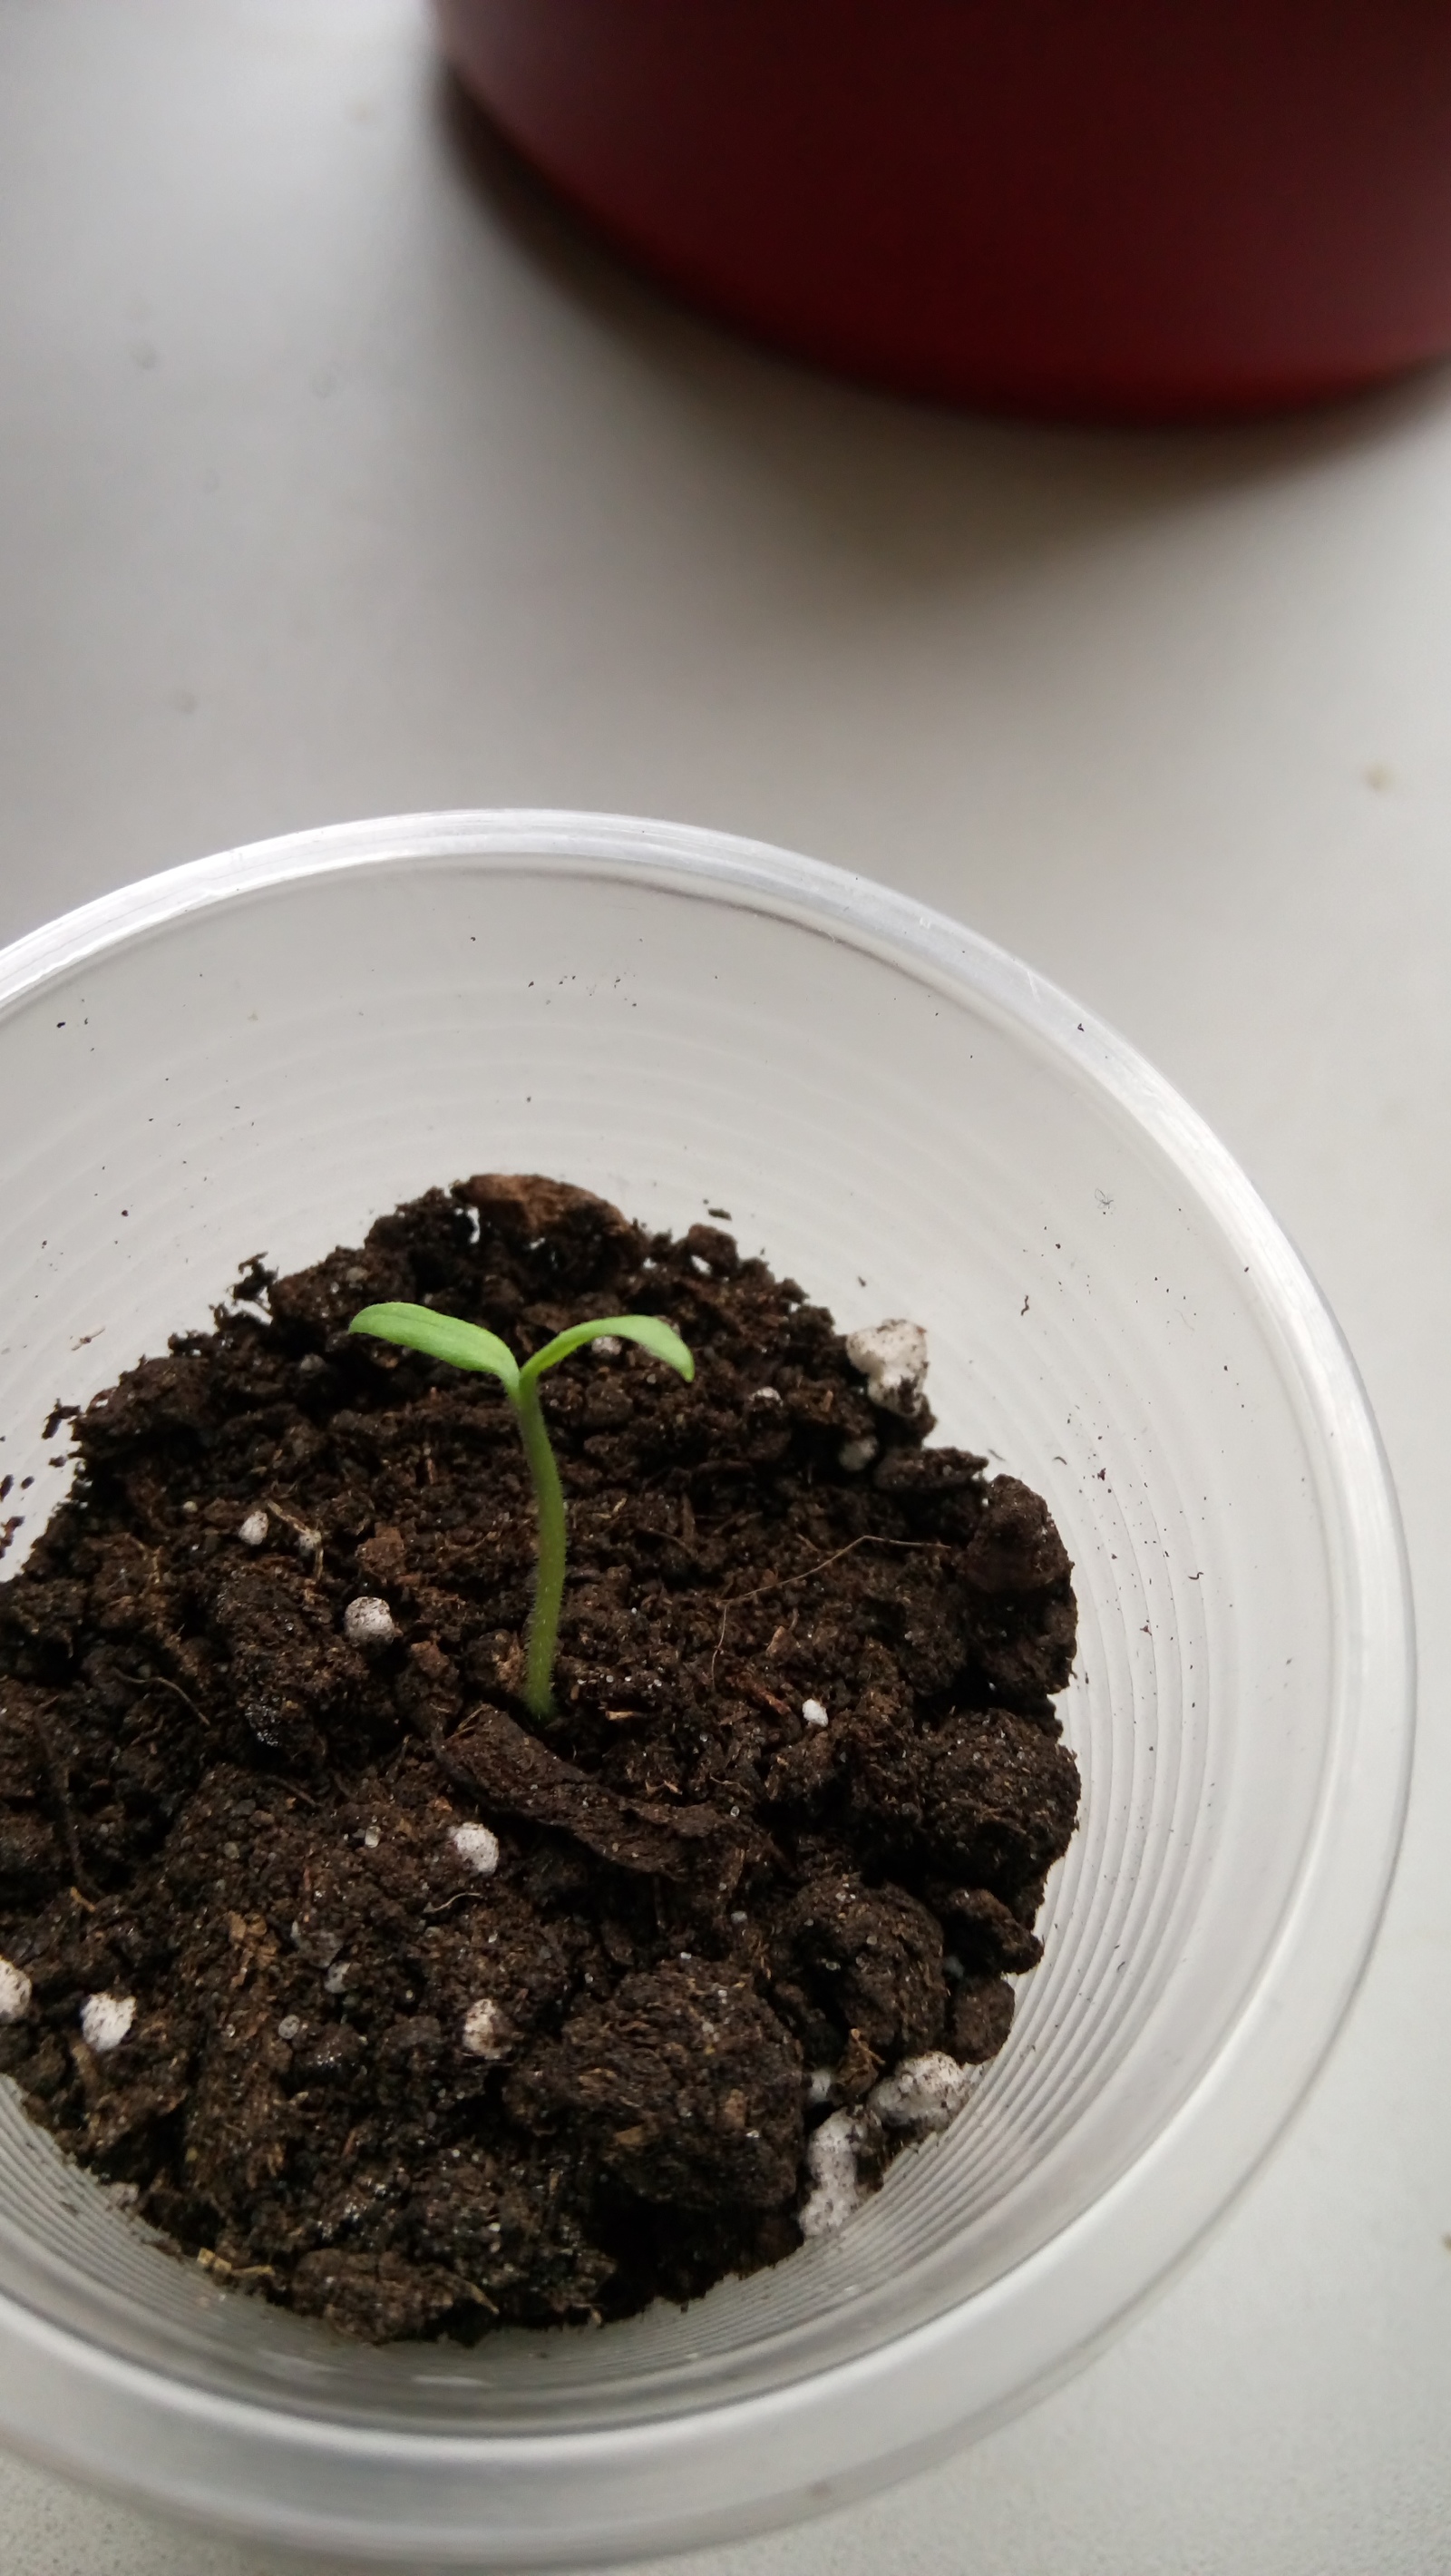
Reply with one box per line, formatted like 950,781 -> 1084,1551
0,1175 -> 1079,2344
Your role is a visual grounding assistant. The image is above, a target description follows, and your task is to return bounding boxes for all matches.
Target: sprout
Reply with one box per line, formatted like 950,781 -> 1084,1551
347,1303 -> 694,1721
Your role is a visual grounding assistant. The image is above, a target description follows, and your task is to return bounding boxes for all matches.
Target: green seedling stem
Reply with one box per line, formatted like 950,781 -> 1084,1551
346,1302 -> 694,1721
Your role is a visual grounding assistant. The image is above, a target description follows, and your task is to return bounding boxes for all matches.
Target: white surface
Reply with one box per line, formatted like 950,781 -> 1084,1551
0,2 -> 1447,2568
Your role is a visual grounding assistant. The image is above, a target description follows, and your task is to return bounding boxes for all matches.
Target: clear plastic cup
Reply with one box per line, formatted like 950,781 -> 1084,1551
0,812 -> 1412,2569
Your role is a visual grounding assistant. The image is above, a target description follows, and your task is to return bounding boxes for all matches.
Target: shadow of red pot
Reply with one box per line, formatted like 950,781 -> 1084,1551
434,0 -> 1451,423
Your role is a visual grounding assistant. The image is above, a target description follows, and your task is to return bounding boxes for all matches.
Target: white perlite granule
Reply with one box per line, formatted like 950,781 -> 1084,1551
801,1698 -> 829,1728
837,1434 -> 878,1474
843,1319 -> 929,1417
868,2051 -> 978,2135
461,1999 -> 510,2061
0,1957 -> 32,2023
343,1595 -> 397,1649
797,2109 -> 873,2239
237,1510 -> 268,1548
451,1822 -> 501,1877
797,2057 -> 979,2238
80,1992 -> 135,2054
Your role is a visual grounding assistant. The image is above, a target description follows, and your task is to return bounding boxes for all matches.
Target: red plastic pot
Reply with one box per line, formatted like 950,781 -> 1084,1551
434,0 -> 1451,422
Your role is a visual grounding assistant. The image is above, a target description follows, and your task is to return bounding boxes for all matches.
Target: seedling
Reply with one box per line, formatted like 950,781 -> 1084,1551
347,1303 -> 694,1720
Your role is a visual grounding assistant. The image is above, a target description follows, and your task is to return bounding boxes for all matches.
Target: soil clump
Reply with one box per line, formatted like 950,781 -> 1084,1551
0,1175 -> 1079,2342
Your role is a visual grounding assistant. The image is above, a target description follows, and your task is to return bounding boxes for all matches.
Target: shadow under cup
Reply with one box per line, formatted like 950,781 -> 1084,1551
0,813 -> 1412,2567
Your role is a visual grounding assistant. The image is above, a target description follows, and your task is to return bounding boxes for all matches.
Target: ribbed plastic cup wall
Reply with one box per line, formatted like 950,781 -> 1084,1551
0,814 -> 1412,2568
